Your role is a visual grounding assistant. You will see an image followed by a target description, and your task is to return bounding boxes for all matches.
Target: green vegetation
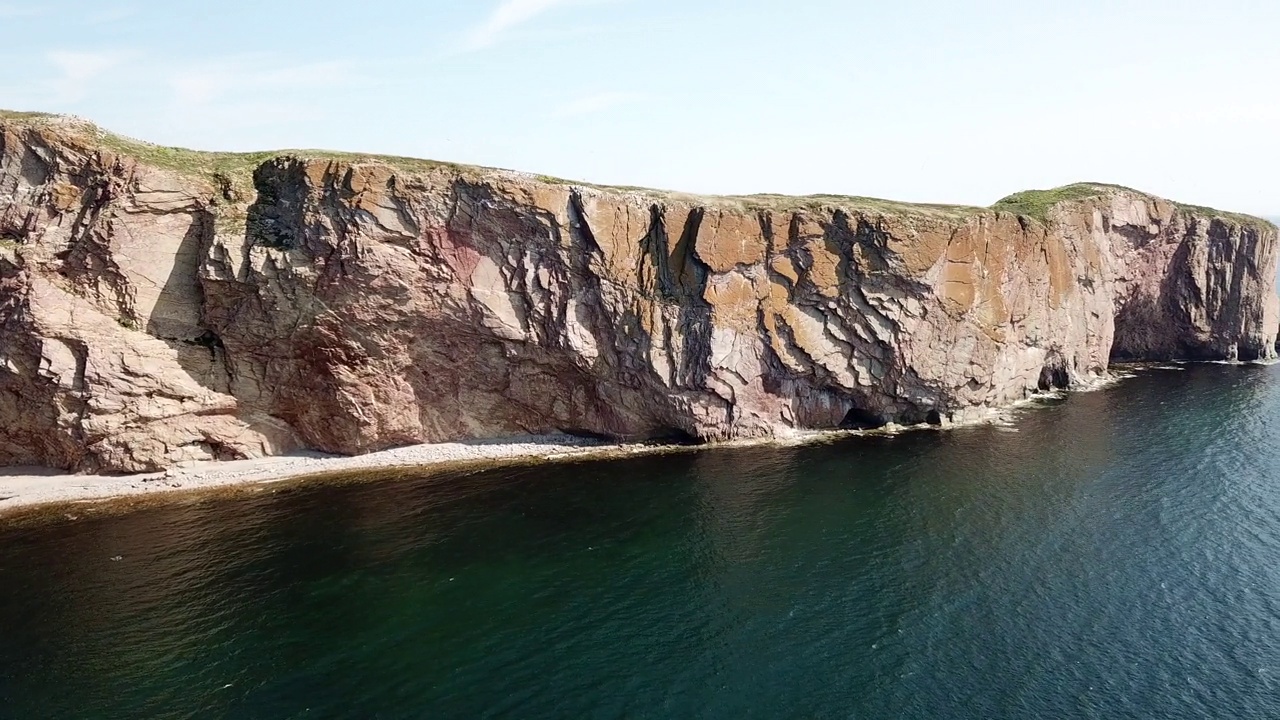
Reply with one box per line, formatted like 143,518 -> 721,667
991,183 -> 1128,222
528,174 -> 985,220
97,135 -> 278,193
0,109 -> 56,121
93,129 -> 466,189
533,173 -> 671,195
993,183 -> 1274,232
737,192 -> 984,220
1,111 -> 464,195
1,111 -> 1273,232
1170,201 -> 1276,231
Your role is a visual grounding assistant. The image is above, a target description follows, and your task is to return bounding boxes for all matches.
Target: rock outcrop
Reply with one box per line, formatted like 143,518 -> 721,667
1,112 -> 1276,472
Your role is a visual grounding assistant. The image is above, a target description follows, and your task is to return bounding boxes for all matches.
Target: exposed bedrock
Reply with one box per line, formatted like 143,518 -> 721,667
1,114 -> 1276,471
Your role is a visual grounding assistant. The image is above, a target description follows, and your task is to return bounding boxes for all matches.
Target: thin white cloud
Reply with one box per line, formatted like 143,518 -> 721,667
149,55 -> 371,148
169,57 -> 360,106
2,49 -> 361,121
551,91 -> 643,118
48,50 -> 127,103
465,0 -> 588,50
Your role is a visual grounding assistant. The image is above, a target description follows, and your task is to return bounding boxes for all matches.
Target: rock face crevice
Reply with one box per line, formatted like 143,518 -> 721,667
0,114 -> 1276,472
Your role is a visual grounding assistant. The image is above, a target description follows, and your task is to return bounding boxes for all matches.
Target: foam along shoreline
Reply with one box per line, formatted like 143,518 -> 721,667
0,435 -> 642,518
0,429 -> 885,520
0,419 -> 971,520
0,363 -> 1239,520
0,422 -> 1022,519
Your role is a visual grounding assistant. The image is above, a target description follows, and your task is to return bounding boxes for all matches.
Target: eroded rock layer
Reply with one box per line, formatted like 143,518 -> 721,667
1,114 -> 1276,471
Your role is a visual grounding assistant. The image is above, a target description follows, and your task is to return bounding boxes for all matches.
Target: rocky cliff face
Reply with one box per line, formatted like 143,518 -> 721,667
1,113 -> 1277,472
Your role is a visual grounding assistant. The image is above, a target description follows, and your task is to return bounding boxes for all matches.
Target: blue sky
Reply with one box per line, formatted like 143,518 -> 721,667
2,0 -> 1278,214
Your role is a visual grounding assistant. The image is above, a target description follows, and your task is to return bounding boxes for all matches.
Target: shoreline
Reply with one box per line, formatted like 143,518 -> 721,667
0,361 -> 1264,524
0,435 -> 672,522
0,423 -> 930,524
0,432 -> 870,524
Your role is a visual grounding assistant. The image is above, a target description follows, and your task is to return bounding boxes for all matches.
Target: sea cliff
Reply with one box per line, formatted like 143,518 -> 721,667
1,112 -> 1276,472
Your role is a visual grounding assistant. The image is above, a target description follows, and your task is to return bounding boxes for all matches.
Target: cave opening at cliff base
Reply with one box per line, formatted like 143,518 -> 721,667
839,407 -> 888,431
1038,353 -> 1071,392
838,405 -> 944,430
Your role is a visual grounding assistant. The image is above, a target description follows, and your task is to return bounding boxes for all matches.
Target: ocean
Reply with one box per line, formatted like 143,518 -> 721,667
2,364 -> 1279,718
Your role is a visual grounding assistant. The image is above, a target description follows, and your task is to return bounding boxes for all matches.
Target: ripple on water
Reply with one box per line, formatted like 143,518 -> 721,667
1,365 -> 1280,718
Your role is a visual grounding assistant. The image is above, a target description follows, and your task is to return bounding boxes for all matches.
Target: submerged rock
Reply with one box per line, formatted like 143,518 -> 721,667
0,112 -> 1276,472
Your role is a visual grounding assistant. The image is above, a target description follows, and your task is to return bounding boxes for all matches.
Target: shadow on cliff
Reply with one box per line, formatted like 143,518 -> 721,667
1111,241 -> 1198,361
145,212 -> 232,392
137,206 -> 301,463
1111,224 -> 1255,362
644,205 -> 714,392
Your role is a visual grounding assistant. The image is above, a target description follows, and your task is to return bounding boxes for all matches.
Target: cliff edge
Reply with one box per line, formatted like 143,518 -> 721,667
2,111 -> 1277,472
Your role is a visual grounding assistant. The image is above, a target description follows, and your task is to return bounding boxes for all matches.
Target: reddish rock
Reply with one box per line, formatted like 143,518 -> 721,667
0,113 -> 1276,472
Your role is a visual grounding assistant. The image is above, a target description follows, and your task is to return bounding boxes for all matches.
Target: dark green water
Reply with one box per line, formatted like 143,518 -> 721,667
4,366 -> 1280,719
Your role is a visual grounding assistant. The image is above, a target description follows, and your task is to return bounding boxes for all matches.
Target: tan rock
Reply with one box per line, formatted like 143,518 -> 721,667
0,114 -> 1276,471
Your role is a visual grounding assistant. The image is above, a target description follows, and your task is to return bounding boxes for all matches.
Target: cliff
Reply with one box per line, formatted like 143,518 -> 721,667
1,111 -> 1277,472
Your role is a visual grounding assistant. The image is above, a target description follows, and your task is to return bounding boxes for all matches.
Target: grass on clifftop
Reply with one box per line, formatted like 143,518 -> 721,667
993,182 -> 1275,231
0,111 -> 465,197
0,109 -> 57,121
1,110 -> 1272,229
992,183 -> 1125,221
1172,202 -> 1276,231
91,130 -> 466,193
531,175 -> 985,218
0,111 -> 990,219
736,193 -> 985,219
544,175 -> 986,219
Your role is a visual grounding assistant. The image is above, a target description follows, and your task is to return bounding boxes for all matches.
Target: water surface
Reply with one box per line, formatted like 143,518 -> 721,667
2,365 -> 1280,718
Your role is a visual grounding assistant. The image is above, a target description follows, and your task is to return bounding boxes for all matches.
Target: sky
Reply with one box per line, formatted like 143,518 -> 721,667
1,0 -> 1278,214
